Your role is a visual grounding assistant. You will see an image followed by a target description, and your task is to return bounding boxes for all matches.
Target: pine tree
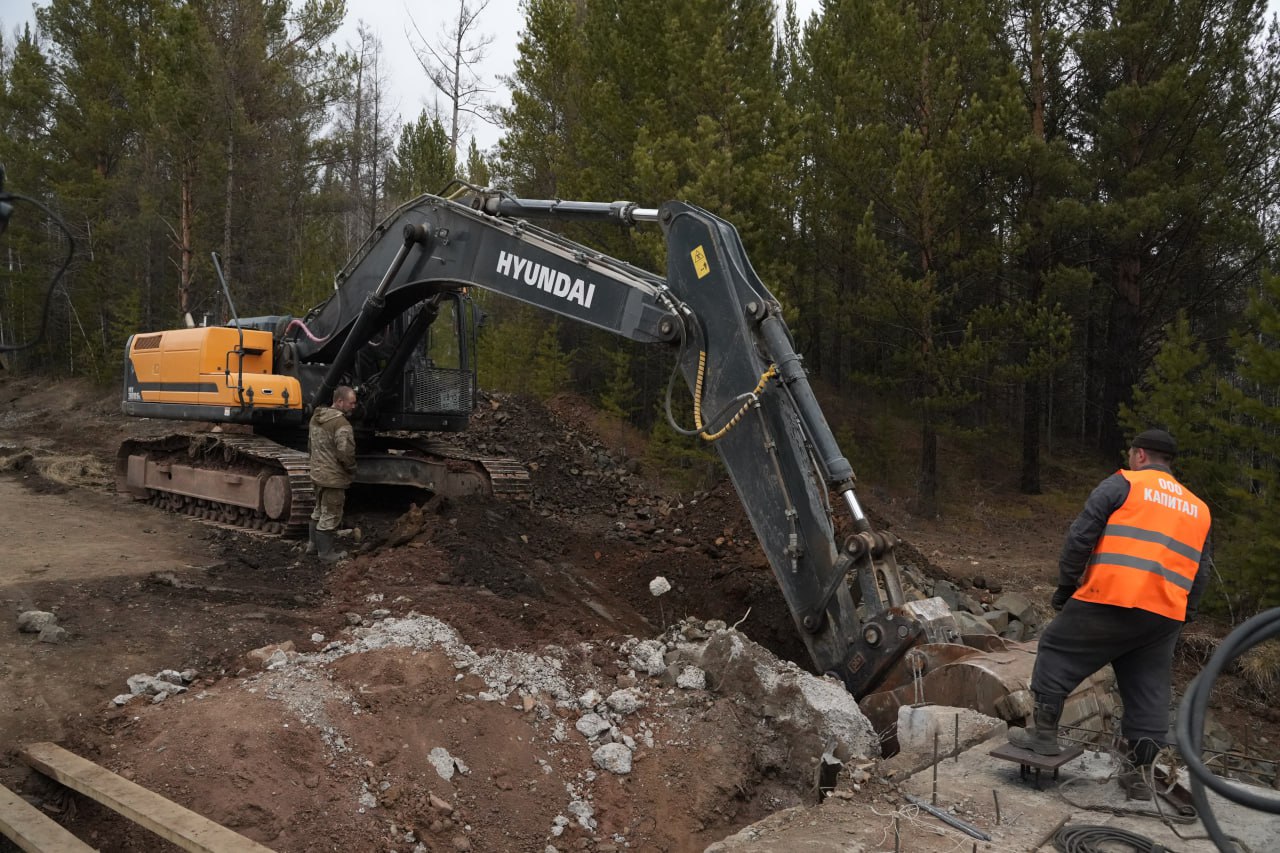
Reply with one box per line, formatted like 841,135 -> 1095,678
475,299 -> 539,391
808,0 -> 1029,515
1121,295 -> 1280,616
530,319 -> 572,398
195,0 -> 345,311
598,346 -> 638,420
1004,0 -> 1090,493
1074,0 -> 1280,453
384,110 -> 456,202
463,138 -> 491,186
496,0 -> 588,197
644,402 -> 721,494
498,0 -> 797,412
0,26 -> 58,355
35,0 -> 172,372
1215,273 -> 1280,612
772,0 -> 831,372
149,1 -> 222,327
1120,313 -> 1225,503
329,24 -> 399,239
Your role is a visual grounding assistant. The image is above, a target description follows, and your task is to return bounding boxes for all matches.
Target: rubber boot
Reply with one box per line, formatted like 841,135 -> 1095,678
315,528 -> 348,564
306,520 -> 318,555
1007,696 -> 1064,756
1118,738 -> 1159,800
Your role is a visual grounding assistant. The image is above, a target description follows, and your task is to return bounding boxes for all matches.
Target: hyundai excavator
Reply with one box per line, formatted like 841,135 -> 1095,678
116,185 -> 1109,737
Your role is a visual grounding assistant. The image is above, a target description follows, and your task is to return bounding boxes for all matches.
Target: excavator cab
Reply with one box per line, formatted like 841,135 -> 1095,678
355,291 -> 480,433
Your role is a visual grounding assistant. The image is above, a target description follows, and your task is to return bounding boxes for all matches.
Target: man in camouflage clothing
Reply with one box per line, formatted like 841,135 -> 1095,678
308,385 -> 358,562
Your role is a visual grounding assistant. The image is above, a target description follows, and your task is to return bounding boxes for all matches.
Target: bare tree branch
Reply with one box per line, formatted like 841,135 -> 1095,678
406,0 -> 497,162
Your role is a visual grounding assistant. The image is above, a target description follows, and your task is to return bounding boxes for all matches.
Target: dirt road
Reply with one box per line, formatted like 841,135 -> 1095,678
0,476 -> 329,780
1,477 -> 205,583
1,476 -> 206,757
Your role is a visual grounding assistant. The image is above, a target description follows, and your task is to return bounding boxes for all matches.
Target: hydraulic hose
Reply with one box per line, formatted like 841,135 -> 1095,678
0,183 -> 76,354
1052,824 -> 1164,852
1176,607 -> 1280,852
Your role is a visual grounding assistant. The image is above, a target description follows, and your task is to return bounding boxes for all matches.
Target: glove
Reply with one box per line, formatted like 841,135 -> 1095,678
1050,584 -> 1075,611
1184,608 -> 1197,624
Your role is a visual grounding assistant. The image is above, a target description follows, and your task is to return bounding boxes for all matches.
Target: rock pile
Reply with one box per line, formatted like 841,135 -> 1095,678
113,667 -> 197,706
227,607 -> 881,850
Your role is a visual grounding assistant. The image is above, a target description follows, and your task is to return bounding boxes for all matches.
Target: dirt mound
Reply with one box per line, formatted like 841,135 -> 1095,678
57,615 -> 848,853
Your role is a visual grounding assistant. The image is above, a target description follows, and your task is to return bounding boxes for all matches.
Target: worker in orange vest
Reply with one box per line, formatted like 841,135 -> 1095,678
1008,428 -> 1212,800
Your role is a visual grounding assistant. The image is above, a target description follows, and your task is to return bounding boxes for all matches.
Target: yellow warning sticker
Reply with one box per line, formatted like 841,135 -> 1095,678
691,245 -> 710,279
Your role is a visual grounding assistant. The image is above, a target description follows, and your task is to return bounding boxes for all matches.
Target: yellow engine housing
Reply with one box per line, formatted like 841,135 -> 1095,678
124,326 -> 302,412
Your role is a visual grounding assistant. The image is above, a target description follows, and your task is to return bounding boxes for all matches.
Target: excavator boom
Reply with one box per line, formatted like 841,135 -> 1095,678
119,186 -> 990,709
299,187 -> 953,696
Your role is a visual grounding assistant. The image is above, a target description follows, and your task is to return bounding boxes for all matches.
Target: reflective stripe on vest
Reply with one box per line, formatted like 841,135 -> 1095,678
1073,468 -> 1210,620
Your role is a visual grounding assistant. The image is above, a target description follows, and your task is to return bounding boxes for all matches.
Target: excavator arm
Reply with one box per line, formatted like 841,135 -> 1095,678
290,187 -> 957,697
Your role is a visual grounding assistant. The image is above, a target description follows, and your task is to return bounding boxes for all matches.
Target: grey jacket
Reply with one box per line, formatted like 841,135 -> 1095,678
309,407 -> 357,488
1058,464 -> 1213,617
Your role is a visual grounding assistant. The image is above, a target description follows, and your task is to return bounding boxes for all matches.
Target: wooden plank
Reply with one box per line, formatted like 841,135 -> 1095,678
0,782 -> 97,853
21,743 -> 275,853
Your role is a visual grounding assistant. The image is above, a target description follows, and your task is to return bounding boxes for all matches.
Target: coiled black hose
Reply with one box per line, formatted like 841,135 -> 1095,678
1176,607 -> 1280,851
1053,824 -> 1165,852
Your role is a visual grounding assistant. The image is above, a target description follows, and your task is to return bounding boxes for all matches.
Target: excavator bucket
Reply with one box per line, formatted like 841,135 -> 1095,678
858,635 -> 1118,756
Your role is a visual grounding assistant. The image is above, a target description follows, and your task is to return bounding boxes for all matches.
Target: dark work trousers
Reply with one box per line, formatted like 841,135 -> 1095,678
1031,598 -> 1183,744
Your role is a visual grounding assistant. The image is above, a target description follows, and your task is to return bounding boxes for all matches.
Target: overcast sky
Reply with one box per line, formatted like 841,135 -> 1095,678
0,0 -> 1275,154
0,0 -> 822,153
341,0 -> 823,152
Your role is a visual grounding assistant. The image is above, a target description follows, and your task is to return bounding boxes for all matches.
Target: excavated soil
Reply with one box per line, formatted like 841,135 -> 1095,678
1,374 -> 1278,852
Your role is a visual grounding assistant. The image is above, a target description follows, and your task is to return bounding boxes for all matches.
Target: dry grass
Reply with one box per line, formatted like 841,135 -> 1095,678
1238,639 -> 1280,696
0,446 -> 110,488
1176,631 -> 1220,667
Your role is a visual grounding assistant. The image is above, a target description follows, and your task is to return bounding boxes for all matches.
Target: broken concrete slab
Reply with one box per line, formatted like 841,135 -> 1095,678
897,738 -> 1280,852
693,630 -> 879,763
708,734 -> 1280,851
983,609 -> 1010,633
889,704 -> 1006,772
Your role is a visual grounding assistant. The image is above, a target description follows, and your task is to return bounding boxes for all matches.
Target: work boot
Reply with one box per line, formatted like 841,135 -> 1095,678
314,528 -> 348,564
1008,697 -> 1064,756
1118,739 -> 1159,800
306,520 -> 318,555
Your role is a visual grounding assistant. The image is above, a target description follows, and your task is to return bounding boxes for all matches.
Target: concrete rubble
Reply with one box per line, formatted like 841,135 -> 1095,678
113,667 -> 198,706
227,607 -> 886,848
710,714 -> 1280,851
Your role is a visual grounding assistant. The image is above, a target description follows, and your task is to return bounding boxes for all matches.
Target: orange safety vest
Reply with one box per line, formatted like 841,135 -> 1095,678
1073,468 -> 1211,620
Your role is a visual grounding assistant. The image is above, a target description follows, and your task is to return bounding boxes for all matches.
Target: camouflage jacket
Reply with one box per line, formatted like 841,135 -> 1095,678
308,406 -> 356,488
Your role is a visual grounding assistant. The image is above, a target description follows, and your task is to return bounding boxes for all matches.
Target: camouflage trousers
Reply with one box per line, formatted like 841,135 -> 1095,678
311,486 -> 347,532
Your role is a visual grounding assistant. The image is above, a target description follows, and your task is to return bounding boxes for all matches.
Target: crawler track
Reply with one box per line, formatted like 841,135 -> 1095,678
118,432 -> 531,539
414,438 -> 532,499
117,433 -> 314,537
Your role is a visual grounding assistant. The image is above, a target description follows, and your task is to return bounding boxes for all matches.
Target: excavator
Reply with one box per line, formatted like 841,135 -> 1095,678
115,185 -> 1109,740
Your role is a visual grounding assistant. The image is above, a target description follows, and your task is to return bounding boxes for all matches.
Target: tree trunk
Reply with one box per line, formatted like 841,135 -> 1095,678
1021,378 -> 1042,494
915,409 -> 938,517
1019,0 -> 1047,495
178,160 -> 194,321
222,130 -> 236,317
1101,253 -> 1142,454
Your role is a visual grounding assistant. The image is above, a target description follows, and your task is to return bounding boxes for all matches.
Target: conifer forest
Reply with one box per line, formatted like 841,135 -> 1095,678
3,0 -> 1280,611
